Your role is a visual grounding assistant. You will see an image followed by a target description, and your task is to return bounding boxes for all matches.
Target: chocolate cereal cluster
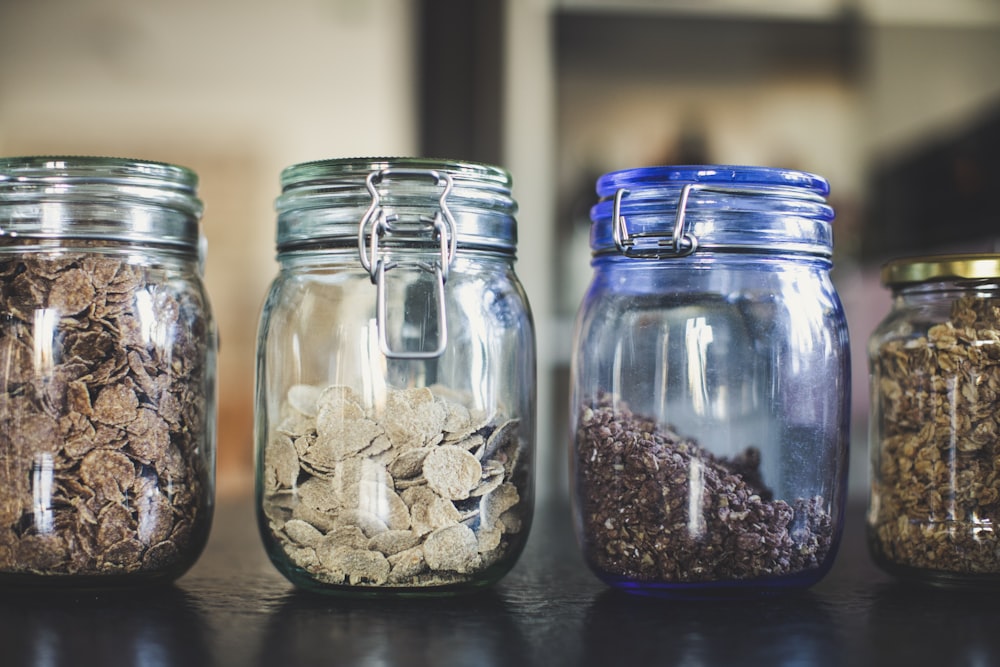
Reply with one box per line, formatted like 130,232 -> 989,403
575,396 -> 832,583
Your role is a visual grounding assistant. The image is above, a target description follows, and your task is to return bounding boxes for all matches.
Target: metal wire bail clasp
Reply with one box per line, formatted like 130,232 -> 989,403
357,168 -> 458,360
612,185 -> 700,258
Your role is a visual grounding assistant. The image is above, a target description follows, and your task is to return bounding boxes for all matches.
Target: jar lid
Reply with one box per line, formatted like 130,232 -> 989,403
881,253 -> 1000,286
0,155 -> 203,251
275,157 -> 518,254
590,164 -> 834,258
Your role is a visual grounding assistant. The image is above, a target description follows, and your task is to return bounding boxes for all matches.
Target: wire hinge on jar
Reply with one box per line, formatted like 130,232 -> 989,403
614,183 -> 766,259
357,168 -> 458,360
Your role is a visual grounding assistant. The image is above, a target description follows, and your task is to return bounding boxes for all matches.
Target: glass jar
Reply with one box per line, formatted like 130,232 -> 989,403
255,158 -> 535,595
570,165 -> 850,596
0,156 -> 217,585
868,254 -> 1000,586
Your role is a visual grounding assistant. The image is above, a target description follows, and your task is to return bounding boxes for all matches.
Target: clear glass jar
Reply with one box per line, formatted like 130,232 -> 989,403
255,158 -> 535,595
868,254 -> 1000,586
570,165 -> 850,596
0,156 -> 217,585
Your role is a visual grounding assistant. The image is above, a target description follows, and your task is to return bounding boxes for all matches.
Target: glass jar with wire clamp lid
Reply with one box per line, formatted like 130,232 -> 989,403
0,156 -> 218,586
569,165 -> 851,597
255,157 -> 535,595
868,254 -> 1000,587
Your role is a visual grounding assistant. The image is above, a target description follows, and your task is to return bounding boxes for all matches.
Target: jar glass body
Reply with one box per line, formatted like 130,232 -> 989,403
868,268 -> 1000,586
570,166 -> 850,596
255,159 -> 535,595
0,157 -> 217,585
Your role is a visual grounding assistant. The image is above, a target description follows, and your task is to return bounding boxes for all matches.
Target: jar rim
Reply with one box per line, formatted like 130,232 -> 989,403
279,156 -> 511,192
596,164 -> 830,198
590,164 -> 834,258
0,155 -> 204,252
275,156 -> 517,255
0,155 -> 198,190
882,253 -> 1000,286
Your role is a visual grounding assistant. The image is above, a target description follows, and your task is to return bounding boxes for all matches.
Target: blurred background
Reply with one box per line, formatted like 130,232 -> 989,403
2,0 -> 999,503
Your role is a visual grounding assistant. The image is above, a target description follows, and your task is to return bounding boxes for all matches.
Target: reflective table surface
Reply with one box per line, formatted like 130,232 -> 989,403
3,498 -> 999,667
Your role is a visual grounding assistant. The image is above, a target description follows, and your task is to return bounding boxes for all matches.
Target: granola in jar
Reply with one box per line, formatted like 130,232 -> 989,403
869,254 -> 1000,584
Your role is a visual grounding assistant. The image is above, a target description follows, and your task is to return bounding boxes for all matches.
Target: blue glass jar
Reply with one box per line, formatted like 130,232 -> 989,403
569,165 -> 850,596
255,158 -> 535,595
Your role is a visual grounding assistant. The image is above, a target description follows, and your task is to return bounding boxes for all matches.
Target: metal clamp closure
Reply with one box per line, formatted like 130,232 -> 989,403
357,168 -> 457,359
613,182 -> 809,258
613,184 -> 700,259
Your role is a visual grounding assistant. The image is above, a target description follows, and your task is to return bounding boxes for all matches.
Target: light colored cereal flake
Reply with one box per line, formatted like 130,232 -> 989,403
283,519 -> 325,546
482,483 -> 520,531
383,387 -> 448,449
265,434 -> 300,490
309,418 -> 383,465
427,496 -> 461,530
387,545 -> 427,583
477,526 -> 502,553
357,480 -> 410,531
388,447 -> 432,479
315,387 -> 368,440
456,434 -> 485,452
337,508 -> 390,538
406,488 -> 459,537
470,475 -> 504,498
394,476 -> 427,490
499,508 -> 523,534
362,434 -> 393,458
400,485 -> 437,509
297,476 -> 341,513
423,524 -> 480,573
276,412 -> 316,438
333,455 -> 392,502
331,549 -> 390,585
423,445 -> 482,500
287,384 -> 324,417
291,501 -> 339,533
481,418 -> 519,461
368,530 -> 421,556
322,525 -> 370,550
440,398 -> 472,433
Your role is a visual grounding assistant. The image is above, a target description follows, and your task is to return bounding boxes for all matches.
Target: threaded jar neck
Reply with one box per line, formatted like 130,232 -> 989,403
590,164 -> 835,259
0,156 -> 204,255
275,157 -> 518,256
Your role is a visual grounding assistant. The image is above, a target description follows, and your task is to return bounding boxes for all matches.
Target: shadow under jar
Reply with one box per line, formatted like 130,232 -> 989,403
868,254 -> 1000,587
255,158 -> 535,595
0,156 -> 217,586
570,165 -> 851,597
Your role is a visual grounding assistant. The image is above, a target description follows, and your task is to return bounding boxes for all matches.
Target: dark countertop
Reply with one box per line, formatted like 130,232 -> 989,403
2,498 -> 999,667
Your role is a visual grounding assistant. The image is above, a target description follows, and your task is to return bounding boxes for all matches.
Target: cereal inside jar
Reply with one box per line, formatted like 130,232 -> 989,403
868,254 -> 1000,586
255,158 -> 535,594
0,157 -> 217,585
569,165 -> 850,596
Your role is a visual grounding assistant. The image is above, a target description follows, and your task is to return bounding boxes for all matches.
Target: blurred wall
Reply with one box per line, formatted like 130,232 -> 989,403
0,0 -> 417,497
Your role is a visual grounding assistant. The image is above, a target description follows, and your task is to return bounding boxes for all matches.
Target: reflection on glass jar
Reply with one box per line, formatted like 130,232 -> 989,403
255,158 -> 535,594
868,254 -> 1000,586
570,165 -> 850,596
0,156 -> 217,585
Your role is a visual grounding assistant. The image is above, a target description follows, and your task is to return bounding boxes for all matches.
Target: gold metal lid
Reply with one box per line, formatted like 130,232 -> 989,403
882,253 -> 1000,286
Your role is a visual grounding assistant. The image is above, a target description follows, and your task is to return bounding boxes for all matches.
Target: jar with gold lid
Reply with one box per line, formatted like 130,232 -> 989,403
868,253 -> 1000,586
